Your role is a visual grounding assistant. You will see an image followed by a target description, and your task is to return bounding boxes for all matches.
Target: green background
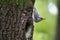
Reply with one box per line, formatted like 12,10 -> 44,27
33,0 -> 57,40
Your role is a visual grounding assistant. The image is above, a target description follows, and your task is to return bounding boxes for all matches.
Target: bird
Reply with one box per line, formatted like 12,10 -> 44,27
32,7 -> 45,23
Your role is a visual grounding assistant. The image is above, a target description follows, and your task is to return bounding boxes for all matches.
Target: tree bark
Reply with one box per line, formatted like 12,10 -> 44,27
0,0 -> 35,40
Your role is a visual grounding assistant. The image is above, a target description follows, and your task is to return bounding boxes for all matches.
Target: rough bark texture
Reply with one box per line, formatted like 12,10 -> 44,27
0,0 -> 35,40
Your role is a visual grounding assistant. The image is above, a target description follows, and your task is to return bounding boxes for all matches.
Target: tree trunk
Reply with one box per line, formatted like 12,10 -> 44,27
56,0 -> 60,40
0,0 -> 35,40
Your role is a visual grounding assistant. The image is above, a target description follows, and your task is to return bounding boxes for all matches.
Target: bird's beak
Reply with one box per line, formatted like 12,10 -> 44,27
35,17 -> 45,23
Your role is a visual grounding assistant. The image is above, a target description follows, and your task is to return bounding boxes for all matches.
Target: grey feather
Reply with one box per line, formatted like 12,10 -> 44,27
32,7 -> 45,22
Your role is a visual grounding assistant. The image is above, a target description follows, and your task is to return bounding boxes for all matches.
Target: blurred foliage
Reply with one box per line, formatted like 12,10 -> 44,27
33,0 -> 57,40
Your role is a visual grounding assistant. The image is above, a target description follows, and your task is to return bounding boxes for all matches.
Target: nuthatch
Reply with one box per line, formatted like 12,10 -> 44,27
32,7 -> 44,22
